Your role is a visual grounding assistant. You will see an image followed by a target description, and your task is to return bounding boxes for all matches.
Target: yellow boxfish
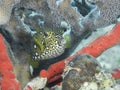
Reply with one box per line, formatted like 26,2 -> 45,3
14,8 -> 71,69
31,28 -> 66,60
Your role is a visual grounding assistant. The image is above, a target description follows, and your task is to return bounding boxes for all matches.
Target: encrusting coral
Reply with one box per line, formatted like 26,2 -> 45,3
62,54 -> 115,90
0,0 -> 20,25
72,0 -> 120,30
23,23 -> 120,90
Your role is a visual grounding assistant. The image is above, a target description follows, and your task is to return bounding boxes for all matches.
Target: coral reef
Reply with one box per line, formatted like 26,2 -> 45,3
0,0 -> 20,25
72,0 -> 120,30
0,0 -> 120,89
18,0 -> 81,31
37,23 -> 120,89
4,0 -> 102,74
88,0 -> 120,28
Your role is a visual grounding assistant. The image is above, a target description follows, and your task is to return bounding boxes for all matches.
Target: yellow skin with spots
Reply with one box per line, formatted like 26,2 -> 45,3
31,28 -> 65,60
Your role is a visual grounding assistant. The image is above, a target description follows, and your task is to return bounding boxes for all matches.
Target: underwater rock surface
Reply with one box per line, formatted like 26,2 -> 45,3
0,0 -> 20,25
62,54 -> 116,90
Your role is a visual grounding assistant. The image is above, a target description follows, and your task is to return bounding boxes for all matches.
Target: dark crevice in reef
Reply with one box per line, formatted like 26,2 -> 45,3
71,0 -> 96,16
32,50 -> 69,77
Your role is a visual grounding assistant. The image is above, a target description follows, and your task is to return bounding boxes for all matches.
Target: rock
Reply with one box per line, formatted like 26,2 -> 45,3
62,54 -> 115,90
88,0 -> 120,28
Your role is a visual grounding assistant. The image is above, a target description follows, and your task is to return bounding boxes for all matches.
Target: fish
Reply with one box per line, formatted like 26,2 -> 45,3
31,28 -> 66,60
14,7 -> 71,70
14,8 -> 68,60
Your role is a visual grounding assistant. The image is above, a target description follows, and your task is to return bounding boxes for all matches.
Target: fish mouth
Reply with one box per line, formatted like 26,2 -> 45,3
71,0 -> 96,16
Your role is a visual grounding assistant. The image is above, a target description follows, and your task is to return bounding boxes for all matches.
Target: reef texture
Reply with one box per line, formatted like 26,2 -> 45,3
17,0 -> 81,32
71,0 -> 120,31
0,0 -> 120,89
0,0 -> 20,25
62,54 -> 115,90
37,23 -> 120,90
89,0 -> 120,28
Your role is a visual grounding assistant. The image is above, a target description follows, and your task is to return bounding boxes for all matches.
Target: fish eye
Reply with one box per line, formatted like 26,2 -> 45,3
63,28 -> 67,32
